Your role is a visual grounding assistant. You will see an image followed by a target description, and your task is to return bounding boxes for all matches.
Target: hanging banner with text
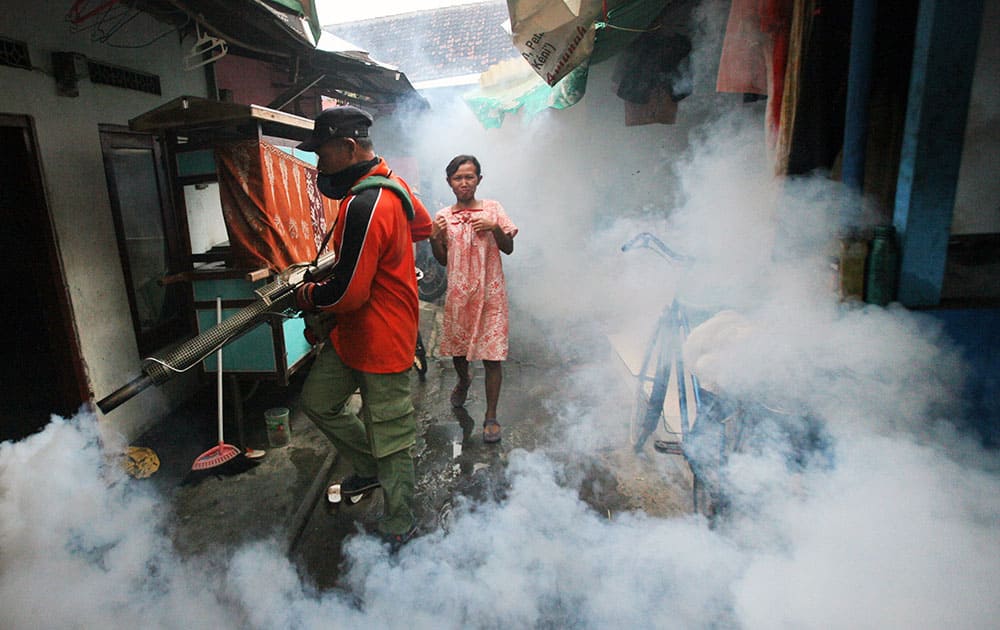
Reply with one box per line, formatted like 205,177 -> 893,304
507,0 -> 603,86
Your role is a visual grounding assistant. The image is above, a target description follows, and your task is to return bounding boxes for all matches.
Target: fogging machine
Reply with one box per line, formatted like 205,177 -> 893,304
96,252 -> 336,414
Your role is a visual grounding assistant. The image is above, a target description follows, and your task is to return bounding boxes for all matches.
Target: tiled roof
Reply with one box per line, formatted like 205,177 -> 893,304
325,1 -> 519,83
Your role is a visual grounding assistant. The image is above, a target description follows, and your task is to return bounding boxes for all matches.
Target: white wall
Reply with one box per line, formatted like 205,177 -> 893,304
952,0 -> 1000,235
0,0 -> 210,440
184,183 -> 229,255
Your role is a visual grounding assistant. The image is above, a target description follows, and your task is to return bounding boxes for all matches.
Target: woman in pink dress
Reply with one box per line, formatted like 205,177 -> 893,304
430,155 -> 518,443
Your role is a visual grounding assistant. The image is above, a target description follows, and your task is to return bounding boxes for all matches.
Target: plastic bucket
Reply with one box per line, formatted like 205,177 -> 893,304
264,407 -> 291,447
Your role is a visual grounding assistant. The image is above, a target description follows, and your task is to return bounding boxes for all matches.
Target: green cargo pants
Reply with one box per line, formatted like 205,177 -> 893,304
300,343 -> 416,535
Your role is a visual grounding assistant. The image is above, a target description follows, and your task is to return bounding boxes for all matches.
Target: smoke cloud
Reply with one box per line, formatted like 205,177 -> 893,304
3,4 -> 1000,627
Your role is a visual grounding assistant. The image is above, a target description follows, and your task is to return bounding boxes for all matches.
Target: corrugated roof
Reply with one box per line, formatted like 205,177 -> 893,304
132,0 -> 423,107
326,1 -> 519,83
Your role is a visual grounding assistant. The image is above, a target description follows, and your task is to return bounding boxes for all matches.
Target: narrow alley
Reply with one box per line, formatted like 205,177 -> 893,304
140,298 -> 696,590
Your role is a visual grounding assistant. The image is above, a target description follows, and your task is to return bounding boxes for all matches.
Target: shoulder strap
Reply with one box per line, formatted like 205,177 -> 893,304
350,175 -> 414,220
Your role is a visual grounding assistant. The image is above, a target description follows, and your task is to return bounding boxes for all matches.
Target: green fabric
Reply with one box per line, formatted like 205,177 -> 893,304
463,61 -> 591,129
373,449 -> 415,534
357,368 -> 416,459
592,0 -> 671,64
350,175 -> 414,219
300,343 -> 416,533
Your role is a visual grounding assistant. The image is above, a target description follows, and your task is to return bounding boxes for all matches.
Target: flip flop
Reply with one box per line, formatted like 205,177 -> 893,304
483,418 -> 501,443
450,381 -> 471,407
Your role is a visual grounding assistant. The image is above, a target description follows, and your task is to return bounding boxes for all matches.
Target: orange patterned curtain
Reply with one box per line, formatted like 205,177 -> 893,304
216,140 -> 338,271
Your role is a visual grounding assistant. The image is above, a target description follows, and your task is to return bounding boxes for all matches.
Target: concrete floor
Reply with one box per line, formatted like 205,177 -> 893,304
134,300 -> 697,590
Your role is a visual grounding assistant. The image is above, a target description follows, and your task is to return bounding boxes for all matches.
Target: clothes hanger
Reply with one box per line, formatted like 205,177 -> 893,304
185,22 -> 228,70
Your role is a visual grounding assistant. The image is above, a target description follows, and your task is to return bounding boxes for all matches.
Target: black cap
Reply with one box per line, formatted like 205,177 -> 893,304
297,106 -> 374,151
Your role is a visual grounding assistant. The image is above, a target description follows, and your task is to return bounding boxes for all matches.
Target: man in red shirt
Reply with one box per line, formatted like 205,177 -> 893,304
294,105 -> 431,551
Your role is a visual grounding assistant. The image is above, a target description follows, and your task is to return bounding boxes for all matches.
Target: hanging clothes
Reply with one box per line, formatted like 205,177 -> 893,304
716,0 -> 793,146
772,0 -> 854,176
614,31 -> 693,105
614,30 -> 693,126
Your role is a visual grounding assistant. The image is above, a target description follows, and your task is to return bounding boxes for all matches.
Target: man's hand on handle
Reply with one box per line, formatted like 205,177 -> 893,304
295,282 -> 316,312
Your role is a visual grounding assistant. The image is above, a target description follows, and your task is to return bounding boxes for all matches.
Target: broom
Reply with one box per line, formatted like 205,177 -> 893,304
192,297 -> 242,471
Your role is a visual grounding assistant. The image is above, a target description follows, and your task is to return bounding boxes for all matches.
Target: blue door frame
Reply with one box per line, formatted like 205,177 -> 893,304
892,0 -> 985,307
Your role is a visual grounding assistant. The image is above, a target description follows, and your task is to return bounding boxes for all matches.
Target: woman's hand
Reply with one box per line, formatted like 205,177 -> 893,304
431,215 -> 448,241
470,215 -> 497,233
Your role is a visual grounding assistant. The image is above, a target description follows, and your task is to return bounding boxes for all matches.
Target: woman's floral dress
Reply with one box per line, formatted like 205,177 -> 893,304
435,200 -> 518,361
